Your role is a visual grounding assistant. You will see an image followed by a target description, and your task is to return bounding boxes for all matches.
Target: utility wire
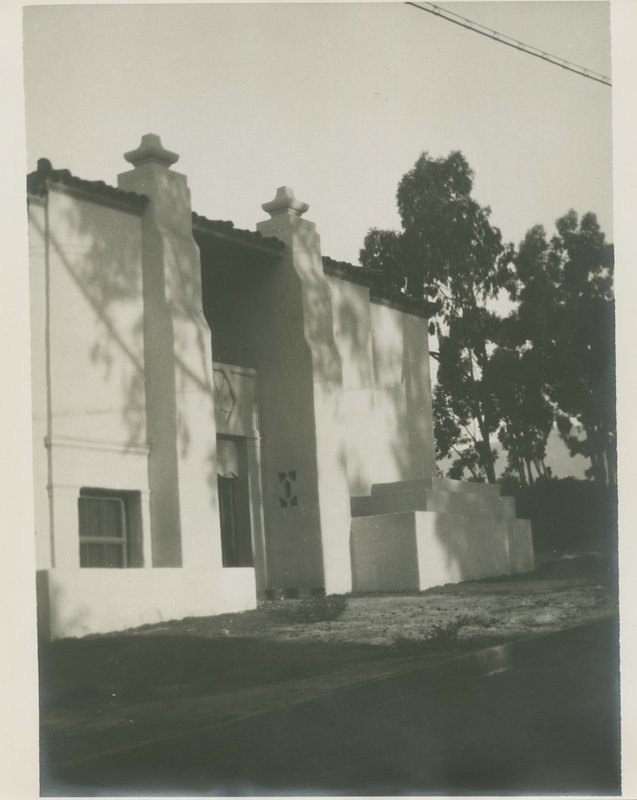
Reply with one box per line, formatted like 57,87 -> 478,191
406,1 -> 612,87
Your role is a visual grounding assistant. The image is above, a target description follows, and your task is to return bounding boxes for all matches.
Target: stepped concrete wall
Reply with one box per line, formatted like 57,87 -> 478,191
351,478 -> 535,593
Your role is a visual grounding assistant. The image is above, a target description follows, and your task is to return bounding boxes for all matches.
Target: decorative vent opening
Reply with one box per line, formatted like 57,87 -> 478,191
278,471 -> 298,509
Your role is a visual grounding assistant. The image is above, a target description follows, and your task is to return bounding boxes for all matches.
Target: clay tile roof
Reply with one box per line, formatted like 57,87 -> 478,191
26,158 -> 147,211
25,160 -> 283,257
372,289 -> 441,319
322,255 -> 381,287
192,211 -> 285,255
322,255 -> 440,319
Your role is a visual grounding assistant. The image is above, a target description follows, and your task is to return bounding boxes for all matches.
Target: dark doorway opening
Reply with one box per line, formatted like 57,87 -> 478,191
217,437 -> 253,567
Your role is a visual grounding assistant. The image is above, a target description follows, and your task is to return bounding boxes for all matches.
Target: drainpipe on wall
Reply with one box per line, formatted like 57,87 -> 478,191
43,184 -> 56,568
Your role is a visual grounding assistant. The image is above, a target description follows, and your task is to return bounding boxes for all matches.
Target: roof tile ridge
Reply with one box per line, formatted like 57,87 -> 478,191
27,158 -> 147,207
192,210 -> 285,251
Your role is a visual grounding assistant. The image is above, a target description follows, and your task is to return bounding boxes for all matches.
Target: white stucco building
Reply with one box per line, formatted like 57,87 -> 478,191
28,134 -> 534,640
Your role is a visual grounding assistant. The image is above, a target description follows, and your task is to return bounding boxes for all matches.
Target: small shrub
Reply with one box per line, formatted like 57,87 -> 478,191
427,616 -> 472,646
393,615 -> 476,652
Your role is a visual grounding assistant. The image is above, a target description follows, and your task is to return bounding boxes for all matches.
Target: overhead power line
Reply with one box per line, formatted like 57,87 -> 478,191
406,1 -> 612,87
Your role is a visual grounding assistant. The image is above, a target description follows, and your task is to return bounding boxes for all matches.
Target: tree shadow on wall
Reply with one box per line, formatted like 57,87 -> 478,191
30,191 -> 223,502
331,277 -> 425,490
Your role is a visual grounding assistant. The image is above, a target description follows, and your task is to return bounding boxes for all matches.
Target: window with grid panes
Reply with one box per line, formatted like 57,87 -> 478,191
78,492 -> 128,568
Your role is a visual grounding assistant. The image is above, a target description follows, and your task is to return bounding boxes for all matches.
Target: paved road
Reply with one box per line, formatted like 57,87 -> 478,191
42,618 -> 621,796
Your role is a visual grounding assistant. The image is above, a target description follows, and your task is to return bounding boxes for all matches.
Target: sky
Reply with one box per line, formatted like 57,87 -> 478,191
22,1 -> 614,265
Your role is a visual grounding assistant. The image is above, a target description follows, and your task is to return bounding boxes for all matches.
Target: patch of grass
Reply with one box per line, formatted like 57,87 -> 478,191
262,595 -> 348,624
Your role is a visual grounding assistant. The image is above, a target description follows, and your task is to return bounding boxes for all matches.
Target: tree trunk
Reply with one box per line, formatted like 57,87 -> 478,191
588,428 -> 610,486
525,459 -> 535,486
510,435 -> 527,486
475,416 -> 496,484
533,458 -> 545,479
477,437 -> 496,483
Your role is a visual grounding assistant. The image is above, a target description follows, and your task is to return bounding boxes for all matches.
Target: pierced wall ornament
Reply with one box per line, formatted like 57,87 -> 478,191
278,471 -> 298,508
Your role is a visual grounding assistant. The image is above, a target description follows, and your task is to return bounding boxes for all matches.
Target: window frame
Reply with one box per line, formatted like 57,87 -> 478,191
78,488 -> 143,568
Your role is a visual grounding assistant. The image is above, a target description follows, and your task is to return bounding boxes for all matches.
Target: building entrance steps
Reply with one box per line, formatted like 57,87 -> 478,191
350,510 -> 534,592
370,476 -> 502,498
351,487 -> 516,520
349,478 -> 534,593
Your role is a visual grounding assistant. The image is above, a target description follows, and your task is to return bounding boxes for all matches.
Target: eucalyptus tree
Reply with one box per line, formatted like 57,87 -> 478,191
361,151 -> 505,482
509,212 -> 615,485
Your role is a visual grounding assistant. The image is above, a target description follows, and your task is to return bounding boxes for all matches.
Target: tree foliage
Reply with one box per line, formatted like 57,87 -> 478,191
507,211 -> 615,485
360,152 -> 615,486
362,152 -> 503,310
484,347 -> 554,485
361,151 -> 505,482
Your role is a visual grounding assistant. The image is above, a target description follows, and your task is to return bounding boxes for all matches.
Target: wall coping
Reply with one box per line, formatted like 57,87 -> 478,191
323,256 -> 439,319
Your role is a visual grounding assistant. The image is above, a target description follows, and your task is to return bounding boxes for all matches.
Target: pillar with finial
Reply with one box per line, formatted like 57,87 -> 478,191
118,135 -> 223,571
257,187 -> 352,595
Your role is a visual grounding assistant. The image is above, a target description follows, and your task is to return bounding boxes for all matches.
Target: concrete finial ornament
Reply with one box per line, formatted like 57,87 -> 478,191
262,186 -> 309,218
124,133 -> 179,168
36,157 -> 53,175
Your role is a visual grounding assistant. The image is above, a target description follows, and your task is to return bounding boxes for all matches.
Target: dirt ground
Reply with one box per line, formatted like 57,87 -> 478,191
39,552 -> 618,765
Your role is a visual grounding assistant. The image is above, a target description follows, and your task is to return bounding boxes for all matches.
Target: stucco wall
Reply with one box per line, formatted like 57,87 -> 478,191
325,276 -> 376,496
351,504 -> 534,594
45,438 -> 151,570
414,511 -> 513,588
203,198 -> 440,595
37,566 -> 256,640
28,189 -> 148,571
28,196 -> 50,570
202,250 -> 326,591
35,189 -> 146,446
369,300 -> 437,485
351,513 -> 420,592
326,280 -> 438,495
29,142 -> 262,638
